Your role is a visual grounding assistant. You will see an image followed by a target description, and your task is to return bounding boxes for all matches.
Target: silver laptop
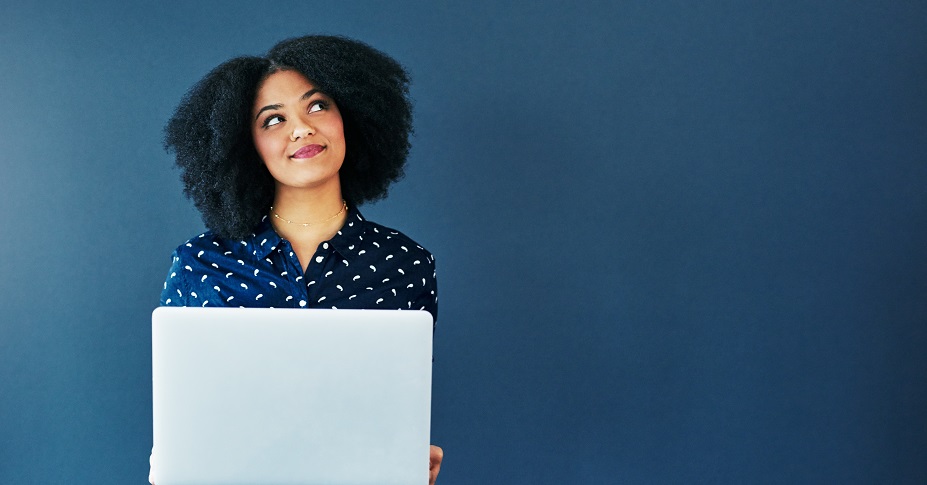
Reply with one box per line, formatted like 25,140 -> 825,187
151,307 -> 433,485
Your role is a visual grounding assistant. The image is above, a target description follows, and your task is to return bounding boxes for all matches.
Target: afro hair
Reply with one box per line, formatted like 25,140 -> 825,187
164,35 -> 413,239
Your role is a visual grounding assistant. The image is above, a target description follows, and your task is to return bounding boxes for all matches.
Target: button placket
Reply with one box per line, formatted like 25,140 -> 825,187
303,243 -> 336,306
277,240 -> 308,307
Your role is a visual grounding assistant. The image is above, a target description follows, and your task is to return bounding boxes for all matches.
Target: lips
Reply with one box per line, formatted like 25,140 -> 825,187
291,144 -> 324,159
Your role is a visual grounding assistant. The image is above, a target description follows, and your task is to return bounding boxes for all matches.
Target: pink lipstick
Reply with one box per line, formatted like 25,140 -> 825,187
292,144 -> 324,159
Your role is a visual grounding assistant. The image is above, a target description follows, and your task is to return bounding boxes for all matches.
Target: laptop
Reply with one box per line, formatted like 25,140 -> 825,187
151,307 -> 433,485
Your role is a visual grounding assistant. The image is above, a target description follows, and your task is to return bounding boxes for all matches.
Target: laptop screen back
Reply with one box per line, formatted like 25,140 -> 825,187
151,307 -> 433,485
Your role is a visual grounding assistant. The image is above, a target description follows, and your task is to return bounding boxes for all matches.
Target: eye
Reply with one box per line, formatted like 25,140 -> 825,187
308,100 -> 328,113
262,114 -> 284,128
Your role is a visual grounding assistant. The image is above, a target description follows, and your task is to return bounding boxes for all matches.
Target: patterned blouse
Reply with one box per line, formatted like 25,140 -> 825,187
160,207 -> 438,323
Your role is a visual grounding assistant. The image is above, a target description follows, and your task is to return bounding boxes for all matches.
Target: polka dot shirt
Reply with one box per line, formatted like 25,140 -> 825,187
160,207 -> 438,323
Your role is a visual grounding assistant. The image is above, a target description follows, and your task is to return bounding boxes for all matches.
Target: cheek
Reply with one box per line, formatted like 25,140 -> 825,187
251,130 -> 275,163
325,119 -> 346,152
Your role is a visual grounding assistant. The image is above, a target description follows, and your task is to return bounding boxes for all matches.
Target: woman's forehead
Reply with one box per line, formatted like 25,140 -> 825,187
253,70 -> 321,108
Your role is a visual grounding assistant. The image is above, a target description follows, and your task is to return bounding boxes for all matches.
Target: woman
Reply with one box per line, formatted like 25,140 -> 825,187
155,35 -> 443,484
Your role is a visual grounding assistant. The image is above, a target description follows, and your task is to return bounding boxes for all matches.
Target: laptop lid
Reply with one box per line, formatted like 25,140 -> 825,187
151,307 -> 433,485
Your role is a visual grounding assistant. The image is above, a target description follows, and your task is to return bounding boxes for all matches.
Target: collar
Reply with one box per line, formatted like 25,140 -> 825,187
251,215 -> 284,259
250,206 -> 368,261
329,205 -> 367,263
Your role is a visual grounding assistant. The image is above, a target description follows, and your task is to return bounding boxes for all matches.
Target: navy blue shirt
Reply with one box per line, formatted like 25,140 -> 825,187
160,207 -> 438,322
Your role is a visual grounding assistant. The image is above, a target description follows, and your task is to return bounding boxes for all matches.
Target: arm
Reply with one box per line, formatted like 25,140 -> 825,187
160,250 -> 188,307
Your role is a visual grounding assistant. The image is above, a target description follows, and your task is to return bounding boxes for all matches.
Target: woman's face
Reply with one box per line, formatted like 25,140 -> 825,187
251,69 -> 346,194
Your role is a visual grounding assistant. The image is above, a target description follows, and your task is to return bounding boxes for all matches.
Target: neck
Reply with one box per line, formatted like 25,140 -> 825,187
270,184 -> 348,245
272,181 -> 345,220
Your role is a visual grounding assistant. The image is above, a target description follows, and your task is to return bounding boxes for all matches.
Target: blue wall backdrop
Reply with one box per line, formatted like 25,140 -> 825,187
1,1 -> 925,483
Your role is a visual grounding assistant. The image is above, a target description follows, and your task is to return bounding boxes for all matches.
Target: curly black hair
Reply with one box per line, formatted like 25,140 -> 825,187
164,35 -> 413,239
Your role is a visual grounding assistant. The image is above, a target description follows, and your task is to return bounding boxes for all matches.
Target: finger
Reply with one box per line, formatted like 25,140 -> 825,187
429,444 -> 444,468
429,445 -> 443,485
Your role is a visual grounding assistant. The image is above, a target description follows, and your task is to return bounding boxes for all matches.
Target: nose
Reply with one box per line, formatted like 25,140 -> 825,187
290,122 -> 314,142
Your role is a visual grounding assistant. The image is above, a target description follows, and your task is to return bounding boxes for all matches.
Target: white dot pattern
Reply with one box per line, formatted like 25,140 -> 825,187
160,208 -> 438,322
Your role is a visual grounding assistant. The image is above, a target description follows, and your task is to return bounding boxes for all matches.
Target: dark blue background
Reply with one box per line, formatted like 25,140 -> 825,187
1,1 -> 925,483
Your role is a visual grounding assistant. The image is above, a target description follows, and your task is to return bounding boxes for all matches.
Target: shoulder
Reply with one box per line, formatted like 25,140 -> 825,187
174,227 -> 255,257
355,218 -> 438,320
169,230 -> 257,278
171,231 -> 244,260
362,219 -> 436,264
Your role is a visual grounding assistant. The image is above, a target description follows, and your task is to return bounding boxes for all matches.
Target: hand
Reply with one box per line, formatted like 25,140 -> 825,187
429,444 -> 444,485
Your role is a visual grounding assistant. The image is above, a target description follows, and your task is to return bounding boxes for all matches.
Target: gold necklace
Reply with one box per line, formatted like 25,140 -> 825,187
270,200 -> 347,228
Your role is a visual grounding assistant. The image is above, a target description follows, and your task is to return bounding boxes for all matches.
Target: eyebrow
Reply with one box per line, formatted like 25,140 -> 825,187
254,89 -> 323,121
